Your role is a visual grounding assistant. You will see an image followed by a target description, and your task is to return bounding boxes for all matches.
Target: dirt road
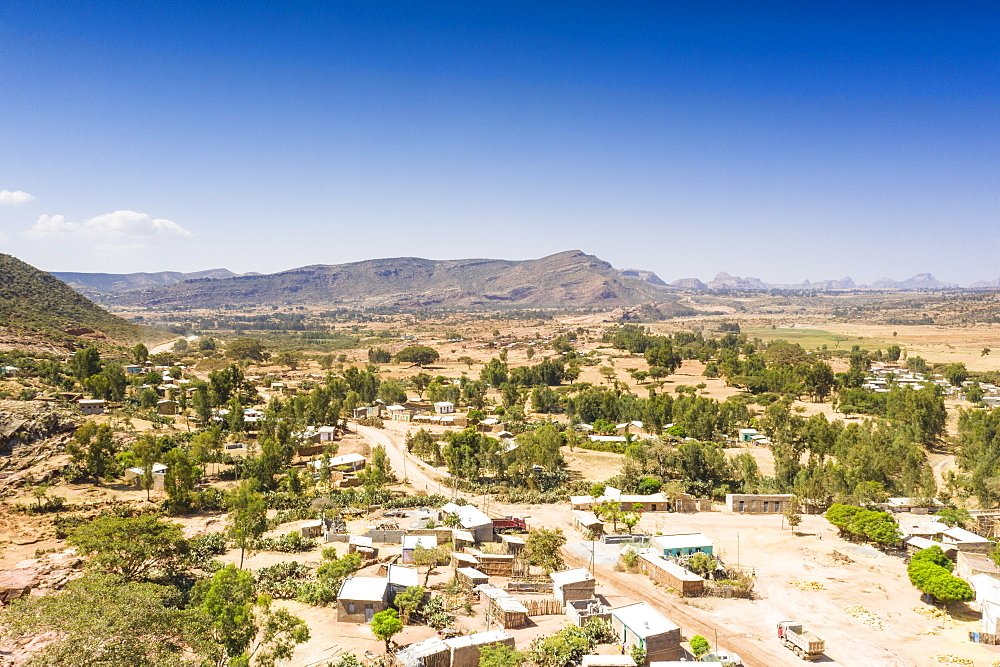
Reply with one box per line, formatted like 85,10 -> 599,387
354,423 -> 455,498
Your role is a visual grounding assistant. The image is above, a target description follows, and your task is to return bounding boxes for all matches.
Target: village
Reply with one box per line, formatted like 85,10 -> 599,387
3,317 -> 1000,667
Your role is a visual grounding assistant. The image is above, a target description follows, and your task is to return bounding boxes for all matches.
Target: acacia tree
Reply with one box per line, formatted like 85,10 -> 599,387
67,514 -> 186,581
395,346 -> 440,367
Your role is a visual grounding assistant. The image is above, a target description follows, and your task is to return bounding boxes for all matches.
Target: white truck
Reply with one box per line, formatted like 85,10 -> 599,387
776,621 -> 825,661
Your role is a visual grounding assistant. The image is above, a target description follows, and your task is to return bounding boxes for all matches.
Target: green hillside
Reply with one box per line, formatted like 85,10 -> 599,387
0,254 -> 144,343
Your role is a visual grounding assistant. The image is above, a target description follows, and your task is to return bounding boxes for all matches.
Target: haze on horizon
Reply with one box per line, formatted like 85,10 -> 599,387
0,2 -> 996,286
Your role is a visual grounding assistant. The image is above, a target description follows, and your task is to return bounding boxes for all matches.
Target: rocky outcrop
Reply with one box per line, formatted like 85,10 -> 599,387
0,550 -> 82,604
0,402 -> 80,491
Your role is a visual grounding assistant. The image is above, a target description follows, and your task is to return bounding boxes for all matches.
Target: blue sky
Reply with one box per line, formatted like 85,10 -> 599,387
0,2 -> 996,284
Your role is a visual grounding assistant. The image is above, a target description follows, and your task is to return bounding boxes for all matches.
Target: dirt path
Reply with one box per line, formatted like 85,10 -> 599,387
354,423 -> 456,498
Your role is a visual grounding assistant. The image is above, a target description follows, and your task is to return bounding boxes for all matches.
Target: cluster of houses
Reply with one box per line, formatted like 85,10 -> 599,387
318,493 -> 738,666
864,361 -> 1000,407
898,511 -> 1000,641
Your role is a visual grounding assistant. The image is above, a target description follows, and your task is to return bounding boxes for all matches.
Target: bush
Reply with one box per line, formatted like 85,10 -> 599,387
256,531 -> 316,553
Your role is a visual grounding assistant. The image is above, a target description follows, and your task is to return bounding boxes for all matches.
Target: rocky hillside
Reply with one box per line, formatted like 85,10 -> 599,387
109,250 -> 678,309
0,254 -> 145,345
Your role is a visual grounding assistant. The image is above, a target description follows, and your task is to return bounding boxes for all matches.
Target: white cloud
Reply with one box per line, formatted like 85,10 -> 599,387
25,210 -> 192,242
0,189 -> 36,206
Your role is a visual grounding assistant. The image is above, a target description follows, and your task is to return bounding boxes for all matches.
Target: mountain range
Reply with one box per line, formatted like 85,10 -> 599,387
44,252 -> 1000,312
51,268 -> 241,296
93,250 -> 680,309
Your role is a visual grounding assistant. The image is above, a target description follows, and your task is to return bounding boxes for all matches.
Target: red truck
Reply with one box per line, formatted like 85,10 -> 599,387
491,517 -> 528,534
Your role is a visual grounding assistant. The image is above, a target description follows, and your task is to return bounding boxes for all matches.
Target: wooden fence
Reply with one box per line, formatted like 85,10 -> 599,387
520,597 -> 565,616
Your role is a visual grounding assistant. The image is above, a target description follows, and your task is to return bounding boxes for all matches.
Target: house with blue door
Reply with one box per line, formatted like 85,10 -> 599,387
651,533 -> 714,558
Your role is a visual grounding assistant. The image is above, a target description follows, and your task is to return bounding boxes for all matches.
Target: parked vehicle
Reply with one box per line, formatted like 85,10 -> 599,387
777,621 -> 825,661
492,517 -> 528,533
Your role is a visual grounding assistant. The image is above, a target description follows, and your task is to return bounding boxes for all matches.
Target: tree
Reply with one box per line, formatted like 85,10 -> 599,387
690,634 -> 711,657
68,422 -> 118,481
783,503 -> 803,530
368,347 -> 392,364
358,444 -> 394,491
935,507 -> 972,528
199,337 -> 218,352
393,585 -> 425,624
687,552 -> 717,577
944,363 -> 969,387
629,643 -> 647,666
371,608 -> 403,653
193,563 -> 310,667
274,351 -> 301,370
394,346 -> 440,367
1,572 -> 209,666
410,372 -> 432,399
70,346 -> 102,381
479,643 -> 526,667
31,482 -> 49,510
525,527 -> 567,572
886,345 -> 901,362
907,547 -> 974,611
412,544 -> 448,586
228,481 -> 268,568
67,514 -> 186,581
131,435 -> 162,501
377,379 -> 408,404
458,355 -> 476,370
164,446 -> 200,513
227,337 -> 267,362
131,342 -> 150,364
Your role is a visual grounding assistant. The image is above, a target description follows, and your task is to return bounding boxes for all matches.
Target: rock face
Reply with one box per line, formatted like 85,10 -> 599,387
669,278 -> 708,290
0,401 -> 80,489
618,269 -> 668,286
0,550 -> 82,604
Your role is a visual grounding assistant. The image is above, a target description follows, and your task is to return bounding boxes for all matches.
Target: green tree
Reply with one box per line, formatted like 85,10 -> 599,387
227,337 -> 267,362
1,572 -> 209,666
944,363 -> 969,387
393,585 -> 425,624
70,346 -> 102,381
164,446 -> 200,513
525,527 -> 567,572
193,563 -> 310,667
690,634 -> 711,657
783,503 -> 803,530
371,608 -> 403,653
935,507 -> 972,528
458,355 -> 476,370
479,643 -> 526,667
358,444 -> 394,491
886,345 -> 901,362
228,482 -> 268,569
131,342 -> 150,364
68,422 -> 118,481
394,346 -> 440,367
368,347 -> 392,364
377,379 -> 408,404
412,544 -> 448,586
629,643 -> 647,666
131,435 -> 162,501
907,546 -> 974,611
67,514 -> 186,581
